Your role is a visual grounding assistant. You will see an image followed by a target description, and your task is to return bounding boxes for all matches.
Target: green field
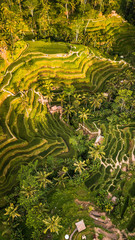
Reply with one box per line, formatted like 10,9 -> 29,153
0,11 -> 135,238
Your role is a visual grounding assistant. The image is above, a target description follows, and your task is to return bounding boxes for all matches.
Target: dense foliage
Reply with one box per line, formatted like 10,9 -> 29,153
0,0 -> 135,53
0,0 -> 135,240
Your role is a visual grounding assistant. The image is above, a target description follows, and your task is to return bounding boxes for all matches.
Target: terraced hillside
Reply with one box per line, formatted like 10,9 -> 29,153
0,41 -> 132,95
0,89 -> 75,206
85,121 -> 135,230
85,13 -> 135,65
0,41 -> 134,230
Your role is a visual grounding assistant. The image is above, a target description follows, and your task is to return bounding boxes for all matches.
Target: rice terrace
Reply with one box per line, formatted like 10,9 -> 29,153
0,0 -> 135,239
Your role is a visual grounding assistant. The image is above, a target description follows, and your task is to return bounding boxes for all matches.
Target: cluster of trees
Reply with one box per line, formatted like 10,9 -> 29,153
120,0 -> 135,24
1,71 -> 135,238
0,0 -> 124,56
1,131 -> 106,239
0,1 -> 135,238
1,0 -> 134,61
38,68 -> 135,127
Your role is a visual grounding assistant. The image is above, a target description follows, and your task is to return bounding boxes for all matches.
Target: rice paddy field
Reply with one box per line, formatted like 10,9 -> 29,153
0,13 -> 135,238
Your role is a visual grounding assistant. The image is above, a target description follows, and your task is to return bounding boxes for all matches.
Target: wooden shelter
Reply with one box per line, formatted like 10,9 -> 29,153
75,220 -> 86,232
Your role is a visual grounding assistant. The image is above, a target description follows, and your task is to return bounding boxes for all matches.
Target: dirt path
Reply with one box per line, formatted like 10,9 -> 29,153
90,210 -> 127,240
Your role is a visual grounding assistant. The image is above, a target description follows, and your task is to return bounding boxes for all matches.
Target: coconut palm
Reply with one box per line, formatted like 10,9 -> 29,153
4,203 -> 20,222
23,0 -> 38,35
44,80 -> 53,92
82,93 -> 90,108
74,159 -> 86,175
54,172 -> 68,188
21,185 -> 37,198
63,85 -> 76,104
17,0 -> 22,13
43,216 -> 62,234
36,170 -> 52,189
90,94 -> 103,112
78,107 -> 90,126
64,104 -> 74,123
45,91 -> 54,106
73,93 -> 82,102
114,89 -> 133,112
73,93 -> 82,110
88,144 -> 105,161
57,93 -> 66,108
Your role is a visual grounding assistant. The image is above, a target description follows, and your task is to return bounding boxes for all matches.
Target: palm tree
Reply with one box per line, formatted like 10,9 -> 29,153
63,85 -> 76,104
64,104 -> 74,123
82,93 -> 90,108
43,216 -> 62,234
90,94 -> 103,112
21,185 -> 37,198
23,0 -> 38,35
44,80 -> 53,92
36,170 -> 52,189
74,159 -> 86,175
45,91 -> 54,106
4,203 -> 20,222
54,171 -> 68,188
57,93 -> 66,108
73,93 -> 82,102
79,107 -> 90,126
17,0 -> 22,13
88,144 -> 105,161
73,93 -> 82,110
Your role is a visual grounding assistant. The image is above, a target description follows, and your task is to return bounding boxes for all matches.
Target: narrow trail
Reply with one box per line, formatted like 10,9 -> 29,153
131,139 -> 135,162
1,49 -> 81,93
5,98 -> 19,140
90,210 -> 127,240
76,123 -> 99,135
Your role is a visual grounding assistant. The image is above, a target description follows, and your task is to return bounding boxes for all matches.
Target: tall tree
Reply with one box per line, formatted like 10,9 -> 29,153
36,170 -> 52,189
90,94 -> 103,112
64,104 -> 74,123
56,0 -> 69,19
57,93 -> 66,108
114,89 -> 133,112
63,85 -> 76,104
70,18 -> 84,42
74,159 -> 86,175
88,144 -> 105,161
16,0 -> 23,13
82,93 -> 90,108
1,3 -> 28,55
4,203 -> 20,222
23,0 -> 38,35
79,107 -> 90,125
38,0 -> 50,37
43,216 -> 62,234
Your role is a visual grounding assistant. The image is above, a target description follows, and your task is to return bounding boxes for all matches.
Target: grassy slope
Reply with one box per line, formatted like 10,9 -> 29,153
23,41 -> 70,54
0,12 -> 135,237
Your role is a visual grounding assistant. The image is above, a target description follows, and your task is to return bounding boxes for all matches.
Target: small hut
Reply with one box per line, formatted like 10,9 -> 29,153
75,220 -> 86,232
50,105 -> 62,114
69,220 -> 86,240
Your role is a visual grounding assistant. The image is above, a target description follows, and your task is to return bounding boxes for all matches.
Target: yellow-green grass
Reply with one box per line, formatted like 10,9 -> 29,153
0,40 -> 134,207
0,90 -> 75,202
85,14 -> 135,59
23,41 -> 71,55
1,43 -> 130,96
